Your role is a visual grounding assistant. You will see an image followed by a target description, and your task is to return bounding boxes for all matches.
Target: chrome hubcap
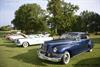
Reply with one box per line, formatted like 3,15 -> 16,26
23,42 -> 28,47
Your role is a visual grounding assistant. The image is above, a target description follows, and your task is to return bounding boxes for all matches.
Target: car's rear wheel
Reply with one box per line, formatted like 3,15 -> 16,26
61,51 -> 70,64
22,42 -> 29,48
88,49 -> 93,52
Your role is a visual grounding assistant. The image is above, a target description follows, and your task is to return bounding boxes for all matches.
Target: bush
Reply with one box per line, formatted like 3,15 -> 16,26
0,25 -> 11,31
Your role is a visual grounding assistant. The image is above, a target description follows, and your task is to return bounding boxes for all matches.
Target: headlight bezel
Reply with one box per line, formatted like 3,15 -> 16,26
53,47 -> 57,52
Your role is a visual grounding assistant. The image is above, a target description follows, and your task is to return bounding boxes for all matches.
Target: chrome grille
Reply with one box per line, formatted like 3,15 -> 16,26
41,43 -> 47,52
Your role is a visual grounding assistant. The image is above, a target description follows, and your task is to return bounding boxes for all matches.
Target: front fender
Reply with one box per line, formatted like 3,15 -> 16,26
19,39 -> 30,45
55,44 -> 72,54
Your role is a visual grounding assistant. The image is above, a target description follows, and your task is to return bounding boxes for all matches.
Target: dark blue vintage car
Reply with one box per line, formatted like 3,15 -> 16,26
38,32 -> 93,64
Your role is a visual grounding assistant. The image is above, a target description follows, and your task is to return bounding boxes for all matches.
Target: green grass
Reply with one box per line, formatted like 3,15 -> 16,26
0,34 -> 100,67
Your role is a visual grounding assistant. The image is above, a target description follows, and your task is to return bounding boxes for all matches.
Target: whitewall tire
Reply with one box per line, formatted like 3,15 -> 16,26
22,42 -> 29,48
88,49 -> 93,52
62,51 -> 70,64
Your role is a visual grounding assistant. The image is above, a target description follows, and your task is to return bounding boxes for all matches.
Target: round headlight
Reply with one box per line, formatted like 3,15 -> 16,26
53,47 -> 57,52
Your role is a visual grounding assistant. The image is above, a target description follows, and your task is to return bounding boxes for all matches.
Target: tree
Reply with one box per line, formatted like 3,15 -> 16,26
12,4 -> 48,34
47,0 -> 63,34
0,25 -> 11,31
47,0 -> 79,35
61,2 -> 79,32
77,10 -> 100,32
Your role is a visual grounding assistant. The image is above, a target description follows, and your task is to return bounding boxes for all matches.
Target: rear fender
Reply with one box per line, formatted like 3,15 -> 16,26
88,40 -> 93,49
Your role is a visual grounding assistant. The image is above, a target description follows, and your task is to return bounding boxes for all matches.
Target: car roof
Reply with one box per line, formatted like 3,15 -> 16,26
65,32 -> 87,35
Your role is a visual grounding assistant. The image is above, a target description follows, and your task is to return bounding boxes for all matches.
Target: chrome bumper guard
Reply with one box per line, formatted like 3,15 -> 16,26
38,51 -> 61,62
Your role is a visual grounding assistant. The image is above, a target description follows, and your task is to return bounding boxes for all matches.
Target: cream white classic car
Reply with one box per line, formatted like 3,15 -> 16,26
15,34 -> 53,47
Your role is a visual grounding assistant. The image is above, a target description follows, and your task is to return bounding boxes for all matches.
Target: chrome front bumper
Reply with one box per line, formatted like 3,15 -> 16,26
38,51 -> 62,62
16,43 -> 22,46
15,42 -> 22,46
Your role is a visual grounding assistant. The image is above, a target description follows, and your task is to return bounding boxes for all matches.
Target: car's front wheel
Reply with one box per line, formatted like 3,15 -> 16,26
61,51 -> 70,64
22,42 -> 29,48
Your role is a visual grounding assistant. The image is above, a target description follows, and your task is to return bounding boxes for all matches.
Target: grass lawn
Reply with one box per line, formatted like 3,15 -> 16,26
0,33 -> 100,67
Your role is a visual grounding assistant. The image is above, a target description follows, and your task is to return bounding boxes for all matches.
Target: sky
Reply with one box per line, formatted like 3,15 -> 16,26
0,0 -> 100,27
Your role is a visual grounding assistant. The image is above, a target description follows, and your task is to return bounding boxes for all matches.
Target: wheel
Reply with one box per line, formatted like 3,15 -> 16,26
88,49 -> 93,52
22,42 -> 29,48
61,51 -> 70,64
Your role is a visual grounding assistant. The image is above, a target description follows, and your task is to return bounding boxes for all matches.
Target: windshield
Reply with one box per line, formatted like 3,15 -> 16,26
60,33 -> 79,41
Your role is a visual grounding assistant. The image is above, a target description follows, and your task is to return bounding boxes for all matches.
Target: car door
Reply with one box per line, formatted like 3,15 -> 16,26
70,41 -> 82,55
78,34 -> 89,52
79,40 -> 88,51
30,37 -> 41,45
71,35 -> 89,55
29,38 -> 37,45
34,37 -> 44,44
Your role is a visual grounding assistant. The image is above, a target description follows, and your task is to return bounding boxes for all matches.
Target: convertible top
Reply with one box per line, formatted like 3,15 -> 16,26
65,32 -> 88,35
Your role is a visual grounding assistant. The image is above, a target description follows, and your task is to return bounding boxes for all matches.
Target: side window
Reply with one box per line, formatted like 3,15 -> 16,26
80,34 -> 87,39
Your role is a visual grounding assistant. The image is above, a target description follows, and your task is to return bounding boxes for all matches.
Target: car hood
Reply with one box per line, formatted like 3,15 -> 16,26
45,39 -> 74,46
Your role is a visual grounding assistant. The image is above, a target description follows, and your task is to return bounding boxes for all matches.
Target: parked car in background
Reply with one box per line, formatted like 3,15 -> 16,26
28,33 -> 50,38
5,33 -> 27,41
15,35 -> 53,48
38,32 -> 93,64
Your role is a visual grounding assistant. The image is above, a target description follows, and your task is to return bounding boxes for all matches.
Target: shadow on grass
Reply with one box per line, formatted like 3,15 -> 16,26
73,57 -> 100,67
12,48 -> 62,66
0,38 -> 17,48
0,42 -> 19,48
